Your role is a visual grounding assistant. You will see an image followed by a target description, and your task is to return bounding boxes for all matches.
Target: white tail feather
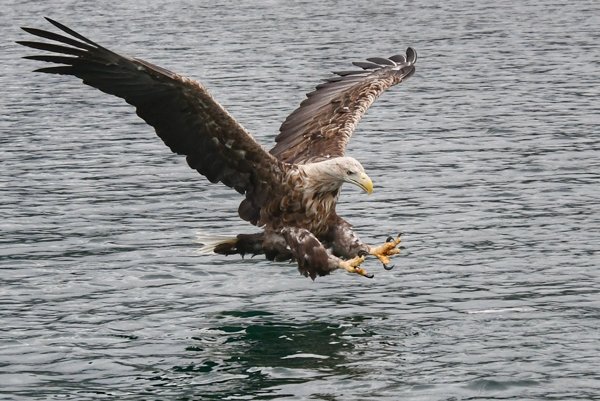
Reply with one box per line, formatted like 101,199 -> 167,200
195,231 -> 237,254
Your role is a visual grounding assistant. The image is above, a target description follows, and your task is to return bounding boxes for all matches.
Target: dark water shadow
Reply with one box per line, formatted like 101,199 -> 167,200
147,310 -> 361,400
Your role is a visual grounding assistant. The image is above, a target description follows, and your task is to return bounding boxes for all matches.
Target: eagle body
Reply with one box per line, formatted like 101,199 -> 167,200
258,158 -> 362,235
18,18 -> 417,279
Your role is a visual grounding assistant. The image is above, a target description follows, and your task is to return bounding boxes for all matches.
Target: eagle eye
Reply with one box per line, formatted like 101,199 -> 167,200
346,170 -> 355,175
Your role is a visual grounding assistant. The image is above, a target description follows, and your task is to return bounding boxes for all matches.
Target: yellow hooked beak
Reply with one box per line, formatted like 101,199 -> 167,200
353,172 -> 373,194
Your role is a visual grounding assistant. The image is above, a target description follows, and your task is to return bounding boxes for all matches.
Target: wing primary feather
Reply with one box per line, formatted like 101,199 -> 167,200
20,26 -> 96,51
24,54 -> 79,64
16,40 -> 88,57
332,70 -> 368,77
352,61 -> 381,69
389,54 -> 406,63
44,17 -> 104,48
366,57 -> 396,66
33,66 -> 75,74
406,47 -> 417,64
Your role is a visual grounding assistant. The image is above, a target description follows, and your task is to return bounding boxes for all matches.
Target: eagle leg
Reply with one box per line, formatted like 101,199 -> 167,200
369,233 -> 402,270
281,227 -> 373,280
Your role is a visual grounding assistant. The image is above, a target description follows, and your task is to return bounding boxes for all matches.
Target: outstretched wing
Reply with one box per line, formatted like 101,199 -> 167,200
270,48 -> 417,164
18,18 -> 284,210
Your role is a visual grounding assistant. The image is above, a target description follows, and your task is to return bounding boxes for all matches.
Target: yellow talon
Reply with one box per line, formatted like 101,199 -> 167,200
339,254 -> 373,278
369,234 -> 402,269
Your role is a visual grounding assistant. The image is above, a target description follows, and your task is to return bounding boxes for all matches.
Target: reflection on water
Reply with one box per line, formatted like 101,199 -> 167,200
148,311 -> 360,400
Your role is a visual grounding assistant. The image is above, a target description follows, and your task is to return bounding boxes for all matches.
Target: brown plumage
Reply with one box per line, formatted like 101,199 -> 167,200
18,18 -> 417,280
271,49 -> 417,164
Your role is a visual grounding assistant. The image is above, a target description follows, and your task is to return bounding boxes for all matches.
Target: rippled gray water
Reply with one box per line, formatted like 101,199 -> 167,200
1,1 -> 599,400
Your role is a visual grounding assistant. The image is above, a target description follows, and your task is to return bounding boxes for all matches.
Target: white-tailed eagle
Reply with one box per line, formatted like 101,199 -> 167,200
18,18 -> 417,280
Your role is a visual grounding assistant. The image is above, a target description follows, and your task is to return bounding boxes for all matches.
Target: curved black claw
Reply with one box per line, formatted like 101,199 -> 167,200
364,272 -> 375,279
383,263 -> 395,271
386,236 -> 394,243
357,250 -> 369,257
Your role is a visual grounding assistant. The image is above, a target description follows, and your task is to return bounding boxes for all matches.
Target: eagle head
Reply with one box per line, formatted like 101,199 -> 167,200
302,156 -> 373,194
336,157 -> 373,194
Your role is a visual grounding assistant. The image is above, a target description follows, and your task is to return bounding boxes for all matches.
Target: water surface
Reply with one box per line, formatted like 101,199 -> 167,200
1,1 -> 599,400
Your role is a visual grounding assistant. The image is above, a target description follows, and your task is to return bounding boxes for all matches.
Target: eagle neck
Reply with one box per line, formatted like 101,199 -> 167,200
297,161 -> 344,194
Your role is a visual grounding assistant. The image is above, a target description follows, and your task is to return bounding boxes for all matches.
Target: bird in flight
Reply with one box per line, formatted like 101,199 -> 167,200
18,18 -> 417,280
